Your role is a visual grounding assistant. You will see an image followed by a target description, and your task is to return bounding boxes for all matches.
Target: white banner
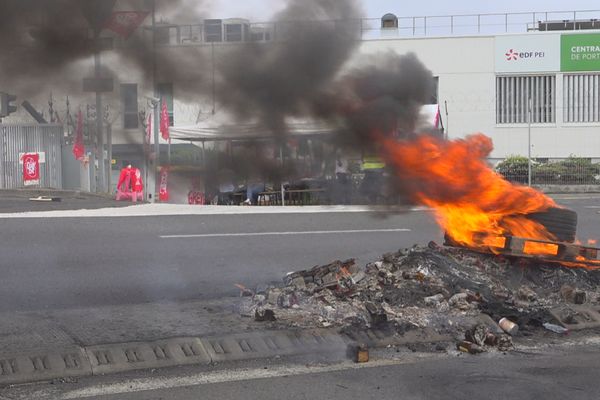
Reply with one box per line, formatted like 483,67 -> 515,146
495,34 -> 560,73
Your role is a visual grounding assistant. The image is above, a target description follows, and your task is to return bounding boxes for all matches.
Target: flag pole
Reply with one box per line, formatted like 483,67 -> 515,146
149,0 -> 159,203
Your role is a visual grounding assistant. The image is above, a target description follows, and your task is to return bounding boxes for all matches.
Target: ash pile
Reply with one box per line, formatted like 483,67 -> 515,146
239,242 -> 600,353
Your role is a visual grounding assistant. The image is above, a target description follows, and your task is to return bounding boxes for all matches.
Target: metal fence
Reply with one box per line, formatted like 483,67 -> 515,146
0,124 -> 63,189
360,10 -> 600,38
150,10 -> 600,47
496,158 -> 600,186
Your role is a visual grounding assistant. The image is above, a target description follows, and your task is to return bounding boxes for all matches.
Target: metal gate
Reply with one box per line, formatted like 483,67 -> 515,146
0,124 -> 63,189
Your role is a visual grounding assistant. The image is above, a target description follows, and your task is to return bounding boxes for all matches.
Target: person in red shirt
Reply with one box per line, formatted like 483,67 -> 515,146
117,164 -> 134,192
132,168 -> 143,193
116,164 -> 143,201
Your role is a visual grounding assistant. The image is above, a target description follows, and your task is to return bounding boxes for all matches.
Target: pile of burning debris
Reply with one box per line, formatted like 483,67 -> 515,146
239,242 -> 600,354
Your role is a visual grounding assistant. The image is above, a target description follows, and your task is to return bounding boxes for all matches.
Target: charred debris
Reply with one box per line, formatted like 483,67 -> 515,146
238,242 -> 600,355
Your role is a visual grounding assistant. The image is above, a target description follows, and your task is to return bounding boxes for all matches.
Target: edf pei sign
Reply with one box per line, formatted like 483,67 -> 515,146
496,33 -> 600,73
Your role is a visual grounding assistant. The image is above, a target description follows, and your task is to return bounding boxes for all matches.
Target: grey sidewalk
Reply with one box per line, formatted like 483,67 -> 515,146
0,298 -> 355,385
0,298 -> 259,356
0,189 -> 135,214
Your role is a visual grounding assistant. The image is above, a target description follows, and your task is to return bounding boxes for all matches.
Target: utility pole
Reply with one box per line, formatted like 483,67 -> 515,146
106,109 -> 112,192
146,0 -> 160,203
153,0 -> 160,202
444,100 -> 449,140
211,42 -> 216,115
527,97 -> 532,187
93,28 -> 106,193
80,0 -> 116,192
280,145 -> 285,206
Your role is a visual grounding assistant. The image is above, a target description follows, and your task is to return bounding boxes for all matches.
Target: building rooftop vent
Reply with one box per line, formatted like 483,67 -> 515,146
381,13 -> 398,29
538,19 -> 600,31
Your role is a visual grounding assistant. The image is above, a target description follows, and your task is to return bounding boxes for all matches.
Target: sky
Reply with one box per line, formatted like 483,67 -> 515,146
204,0 -> 600,21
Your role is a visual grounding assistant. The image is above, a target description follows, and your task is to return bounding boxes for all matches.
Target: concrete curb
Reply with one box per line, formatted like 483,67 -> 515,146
0,329 -> 354,386
0,346 -> 91,385
85,337 -> 211,376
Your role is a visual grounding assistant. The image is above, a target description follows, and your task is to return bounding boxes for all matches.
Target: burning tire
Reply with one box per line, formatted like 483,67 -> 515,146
524,207 -> 578,243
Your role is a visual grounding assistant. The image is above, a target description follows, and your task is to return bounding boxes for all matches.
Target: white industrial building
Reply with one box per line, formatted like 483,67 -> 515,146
358,29 -> 600,161
11,10 -> 600,162
4,6 -> 600,192
143,12 -> 600,162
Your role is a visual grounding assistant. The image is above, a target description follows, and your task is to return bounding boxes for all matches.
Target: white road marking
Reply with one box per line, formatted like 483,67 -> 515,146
160,228 -> 411,239
0,204 -> 428,218
59,357 -> 436,399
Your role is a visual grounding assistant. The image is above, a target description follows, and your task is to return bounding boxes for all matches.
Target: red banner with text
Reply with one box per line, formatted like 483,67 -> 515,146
22,153 -> 40,186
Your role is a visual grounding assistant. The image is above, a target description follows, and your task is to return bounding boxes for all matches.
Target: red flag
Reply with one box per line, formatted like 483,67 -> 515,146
103,11 -> 149,39
160,98 -> 170,140
72,110 -> 85,160
117,166 -> 133,192
146,112 -> 152,145
22,153 -> 40,186
159,166 -> 169,201
434,104 -> 441,129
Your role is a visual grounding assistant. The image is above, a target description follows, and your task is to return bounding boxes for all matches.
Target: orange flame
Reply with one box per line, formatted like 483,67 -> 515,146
381,134 -> 555,246
522,241 -> 559,256
379,133 -> 599,269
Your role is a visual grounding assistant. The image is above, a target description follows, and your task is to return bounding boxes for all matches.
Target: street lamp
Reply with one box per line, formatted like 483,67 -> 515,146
527,97 -> 532,187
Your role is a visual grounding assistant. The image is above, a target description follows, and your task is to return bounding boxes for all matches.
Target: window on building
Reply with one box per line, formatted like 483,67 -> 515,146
250,28 -> 271,42
429,76 -> 439,104
156,82 -> 174,126
204,19 -> 223,42
155,26 -> 179,45
180,25 -> 202,43
225,23 -> 243,42
496,75 -> 555,124
121,83 -> 138,129
564,74 -> 600,123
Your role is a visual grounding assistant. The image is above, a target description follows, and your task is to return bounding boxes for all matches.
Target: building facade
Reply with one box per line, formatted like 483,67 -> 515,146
4,7 -> 600,192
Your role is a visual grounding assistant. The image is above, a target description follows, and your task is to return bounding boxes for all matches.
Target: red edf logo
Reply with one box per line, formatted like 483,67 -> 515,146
22,153 -> 40,185
505,49 -> 518,61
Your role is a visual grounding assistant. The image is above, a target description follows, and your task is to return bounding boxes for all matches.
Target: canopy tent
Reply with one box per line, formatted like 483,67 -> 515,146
170,120 -> 336,142
169,105 -> 442,142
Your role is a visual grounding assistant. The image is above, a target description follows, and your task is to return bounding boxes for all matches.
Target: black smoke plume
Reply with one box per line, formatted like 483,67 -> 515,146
0,0 -> 99,97
0,0 -> 207,99
217,0 -> 363,136
325,52 -> 434,146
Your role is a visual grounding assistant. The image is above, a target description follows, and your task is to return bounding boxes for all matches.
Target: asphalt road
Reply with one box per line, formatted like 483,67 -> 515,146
0,209 -> 440,312
0,194 -> 598,313
15,345 -> 600,400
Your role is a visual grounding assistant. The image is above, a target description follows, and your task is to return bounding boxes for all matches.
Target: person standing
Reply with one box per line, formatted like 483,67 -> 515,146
335,153 -> 351,204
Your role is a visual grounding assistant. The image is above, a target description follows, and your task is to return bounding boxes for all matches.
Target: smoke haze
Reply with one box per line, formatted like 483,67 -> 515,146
217,0 -> 363,135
